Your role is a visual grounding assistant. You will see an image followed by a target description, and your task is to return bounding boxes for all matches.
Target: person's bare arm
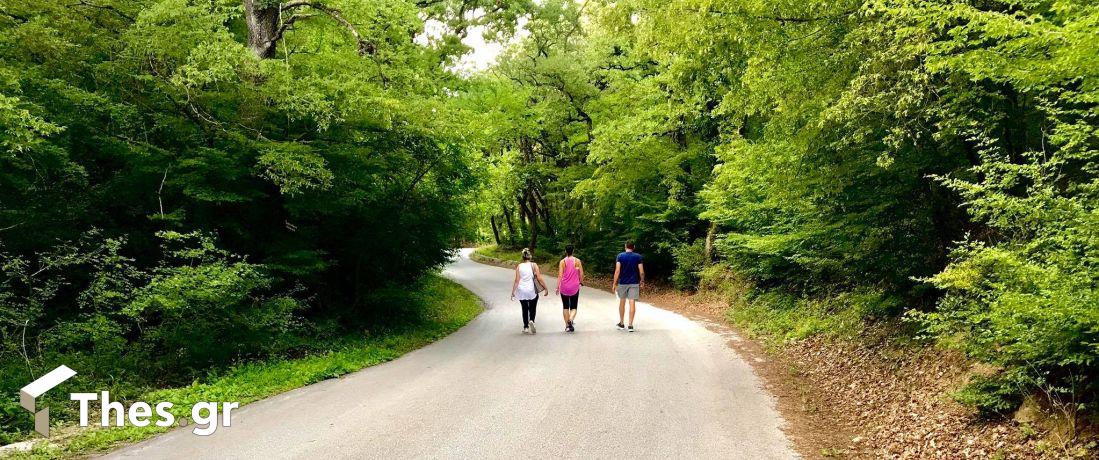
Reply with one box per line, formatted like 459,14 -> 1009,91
534,263 -> 549,296
511,266 -> 520,300
638,262 -> 645,289
612,261 -> 621,291
577,259 -> 584,286
556,259 -> 564,294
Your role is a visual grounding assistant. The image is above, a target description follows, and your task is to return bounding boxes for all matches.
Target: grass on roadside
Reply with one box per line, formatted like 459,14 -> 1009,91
699,263 -> 886,346
3,274 -> 482,460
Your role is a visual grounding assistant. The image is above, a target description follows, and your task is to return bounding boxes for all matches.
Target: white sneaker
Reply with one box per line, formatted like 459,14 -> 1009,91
528,320 -> 537,334
522,327 -> 530,334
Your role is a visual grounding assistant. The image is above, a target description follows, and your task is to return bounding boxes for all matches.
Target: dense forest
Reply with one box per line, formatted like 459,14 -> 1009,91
0,0 -> 1096,446
0,0 -> 528,441
467,0 -> 1097,420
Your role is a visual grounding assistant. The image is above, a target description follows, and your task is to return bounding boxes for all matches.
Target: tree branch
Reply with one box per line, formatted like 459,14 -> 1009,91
68,0 -> 135,22
0,221 -> 25,232
0,9 -> 28,24
281,1 -> 375,55
272,12 -> 317,47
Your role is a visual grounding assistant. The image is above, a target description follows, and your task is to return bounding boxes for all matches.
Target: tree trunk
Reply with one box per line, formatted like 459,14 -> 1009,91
532,187 -> 554,236
518,192 -> 535,233
244,0 -> 280,58
516,191 -> 538,250
527,212 -> 539,250
490,215 -> 501,245
502,206 -> 517,244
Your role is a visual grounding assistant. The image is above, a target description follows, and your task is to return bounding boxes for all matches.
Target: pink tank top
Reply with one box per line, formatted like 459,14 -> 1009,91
559,257 -> 580,296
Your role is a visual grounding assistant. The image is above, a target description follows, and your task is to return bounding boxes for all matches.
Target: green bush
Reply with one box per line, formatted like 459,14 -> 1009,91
671,240 -> 706,291
916,243 -> 1099,414
128,262 -> 300,375
953,375 -> 1026,417
122,232 -> 302,377
0,231 -> 304,439
1,0 -> 480,442
699,263 -> 877,344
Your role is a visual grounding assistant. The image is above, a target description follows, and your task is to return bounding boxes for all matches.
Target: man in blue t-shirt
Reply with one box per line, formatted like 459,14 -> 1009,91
612,241 -> 645,332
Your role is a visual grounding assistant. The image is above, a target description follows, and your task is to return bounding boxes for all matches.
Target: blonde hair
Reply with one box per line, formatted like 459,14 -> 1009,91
521,248 -> 533,261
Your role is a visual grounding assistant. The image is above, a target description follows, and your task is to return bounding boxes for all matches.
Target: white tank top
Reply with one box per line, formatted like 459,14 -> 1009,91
516,262 -> 537,300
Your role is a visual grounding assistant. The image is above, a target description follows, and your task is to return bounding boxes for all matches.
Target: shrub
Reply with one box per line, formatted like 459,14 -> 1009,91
0,231 -> 306,439
916,243 -> 1099,414
953,375 -> 1026,417
126,232 -> 302,377
671,240 -> 706,291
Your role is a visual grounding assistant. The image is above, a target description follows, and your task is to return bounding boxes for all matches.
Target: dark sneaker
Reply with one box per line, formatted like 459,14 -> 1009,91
628,325 -> 635,333
617,323 -> 625,330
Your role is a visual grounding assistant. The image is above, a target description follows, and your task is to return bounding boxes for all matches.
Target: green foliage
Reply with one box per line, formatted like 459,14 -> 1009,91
0,0 -> 512,443
696,263 -> 883,345
953,375 -> 1025,416
0,231 -> 297,440
671,240 -> 706,291
1,0 -> 1096,446
126,232 -> 302,375
468,0 -> 1098,413
900,0 -> 1099,413
3,274 -> 481,456
463,0 -> 713,275
0,0 -> 482,303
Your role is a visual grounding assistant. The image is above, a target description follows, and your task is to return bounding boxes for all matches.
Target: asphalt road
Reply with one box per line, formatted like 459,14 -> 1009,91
105,249 -> 796,459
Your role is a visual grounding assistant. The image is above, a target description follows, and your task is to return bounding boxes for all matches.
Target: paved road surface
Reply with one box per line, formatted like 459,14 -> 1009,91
105,249 -> 796,459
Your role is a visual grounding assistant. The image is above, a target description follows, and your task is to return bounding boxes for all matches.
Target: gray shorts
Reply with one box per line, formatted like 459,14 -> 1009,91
616,284 -> 640,300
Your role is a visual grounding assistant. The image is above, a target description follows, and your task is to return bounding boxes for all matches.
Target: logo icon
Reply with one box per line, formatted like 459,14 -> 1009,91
20,365 -> 77,436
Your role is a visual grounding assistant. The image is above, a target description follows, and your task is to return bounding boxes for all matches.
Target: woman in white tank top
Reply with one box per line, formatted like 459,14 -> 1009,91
510,248 -> 549,334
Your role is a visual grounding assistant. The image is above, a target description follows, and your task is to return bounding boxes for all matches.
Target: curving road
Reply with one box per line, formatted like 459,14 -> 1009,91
105,249 -> 796,459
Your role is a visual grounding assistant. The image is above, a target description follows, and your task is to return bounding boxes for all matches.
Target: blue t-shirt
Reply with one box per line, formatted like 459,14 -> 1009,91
616,251 -> 643,285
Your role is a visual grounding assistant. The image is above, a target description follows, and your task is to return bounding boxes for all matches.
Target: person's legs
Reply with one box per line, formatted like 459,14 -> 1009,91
625,285 -> 639,328
520,300 -> 532,328
560,294 -> 578,331
618,297 -> 626,325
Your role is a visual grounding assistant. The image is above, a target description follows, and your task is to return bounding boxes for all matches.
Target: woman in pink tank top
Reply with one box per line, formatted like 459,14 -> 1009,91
556,245 -> 584,333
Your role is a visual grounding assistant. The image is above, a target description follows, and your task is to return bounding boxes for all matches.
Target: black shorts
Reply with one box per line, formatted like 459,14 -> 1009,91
560,293 -> 579,310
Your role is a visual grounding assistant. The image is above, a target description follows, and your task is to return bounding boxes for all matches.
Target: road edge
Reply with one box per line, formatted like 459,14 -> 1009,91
1,274 -> 486,460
